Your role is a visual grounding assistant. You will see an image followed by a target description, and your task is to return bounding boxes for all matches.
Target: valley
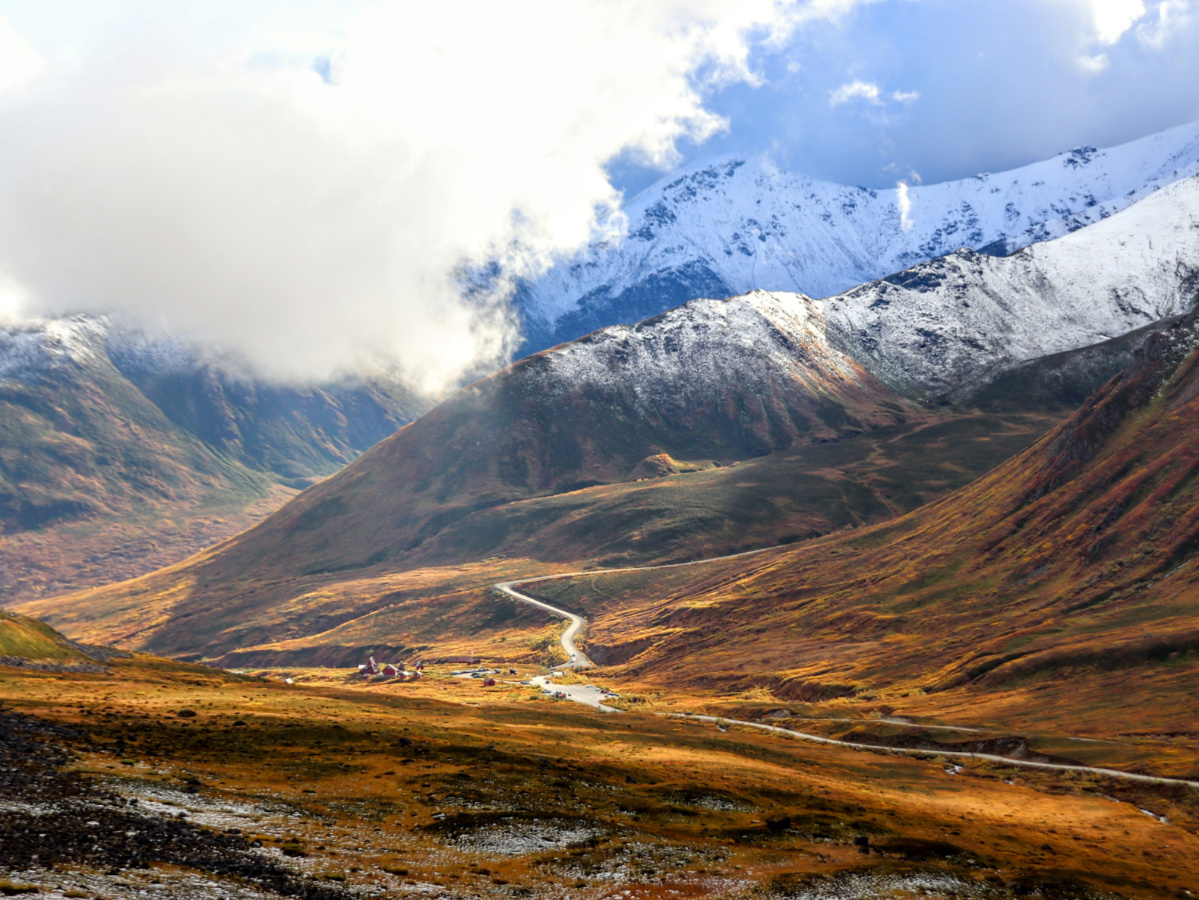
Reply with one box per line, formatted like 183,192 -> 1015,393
3,101 -> 1199,899
14,407 -> 1062,665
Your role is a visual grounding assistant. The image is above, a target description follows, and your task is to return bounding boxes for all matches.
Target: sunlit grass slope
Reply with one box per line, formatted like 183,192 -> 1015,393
1,654 -> 1196,898
528,309 -> 1199,732
0,609 -> 95,662
17,407 -> 1060,662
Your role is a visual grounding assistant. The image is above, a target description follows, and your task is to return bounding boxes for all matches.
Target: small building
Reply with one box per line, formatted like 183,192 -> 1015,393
381,664 -> 399,677
359,656 -> 379,677
483,678 -> 496,687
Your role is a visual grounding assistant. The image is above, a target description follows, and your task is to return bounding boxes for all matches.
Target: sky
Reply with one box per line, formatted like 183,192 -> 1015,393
0,0 -> 1195,387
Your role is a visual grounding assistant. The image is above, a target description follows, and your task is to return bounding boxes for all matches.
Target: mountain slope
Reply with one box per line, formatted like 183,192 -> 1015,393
97,319 -> 433,487
19,172 -> 1199,658
535,307 -> 1199,729
0,315 -> 433,602
824,175 -> 1199,397
520,119 -> 1199,348
15,289 -> 952,658
0,317 -> 269,532
147,289 -> 917,578
0,608 -> 112,668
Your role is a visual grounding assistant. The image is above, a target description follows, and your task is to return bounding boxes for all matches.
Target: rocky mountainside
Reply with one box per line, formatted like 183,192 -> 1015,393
0,314 -> 432,525
105,336 -> 431,491
519,119 -> 1199,349
15,287 -> 946,658
153,288 -> 917,581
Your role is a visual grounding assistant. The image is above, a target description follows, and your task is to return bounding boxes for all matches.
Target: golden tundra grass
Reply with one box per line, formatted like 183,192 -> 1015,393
1,654 -> 1196,898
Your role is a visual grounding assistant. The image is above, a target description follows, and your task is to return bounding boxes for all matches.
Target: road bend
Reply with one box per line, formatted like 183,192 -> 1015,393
493,549 -> 1198,790
493,542 -> 791,668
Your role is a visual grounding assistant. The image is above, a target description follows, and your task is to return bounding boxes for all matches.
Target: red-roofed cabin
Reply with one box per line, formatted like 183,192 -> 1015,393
483,678 -> 497,687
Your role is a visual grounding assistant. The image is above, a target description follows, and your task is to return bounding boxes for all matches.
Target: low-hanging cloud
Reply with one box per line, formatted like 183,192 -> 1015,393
0,1 -> 857,388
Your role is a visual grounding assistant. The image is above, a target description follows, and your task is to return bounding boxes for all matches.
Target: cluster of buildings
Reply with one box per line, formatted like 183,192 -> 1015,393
357,656 -> 422,681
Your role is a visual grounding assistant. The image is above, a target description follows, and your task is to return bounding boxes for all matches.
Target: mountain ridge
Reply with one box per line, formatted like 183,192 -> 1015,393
546,305 -> 1199,730
520,119 -> 1199,350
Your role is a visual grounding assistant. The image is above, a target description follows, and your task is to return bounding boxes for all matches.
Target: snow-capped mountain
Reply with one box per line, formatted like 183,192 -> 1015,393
0,315 -> 112,381
0,314 -> 433,515
823,173 -> 1199,397
531,290 -> 889,434
519,120 -> 1199,350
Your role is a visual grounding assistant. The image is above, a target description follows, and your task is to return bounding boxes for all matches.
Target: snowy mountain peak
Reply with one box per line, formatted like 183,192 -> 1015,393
824,173 -> 1199,397
0,315 -> 111,382
534,287 -> 871,414
519,119 -> 1199,351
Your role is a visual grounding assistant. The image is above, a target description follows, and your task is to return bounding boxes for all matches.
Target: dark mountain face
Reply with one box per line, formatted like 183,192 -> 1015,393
0,315 -> 433,531
109,350 -> 431,489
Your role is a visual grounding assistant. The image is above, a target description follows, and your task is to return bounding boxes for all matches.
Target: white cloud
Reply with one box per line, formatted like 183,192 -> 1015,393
0,0 -> 869,387
829,79 -> 883,106
1137,0 -> 1194,47
0,15 -> 41,94
1060,0 -> 1189,75
829,80 -> 919,109
1079,0 -> 1147,43
1078,51 -> 1112,71
0,267 -> 28,322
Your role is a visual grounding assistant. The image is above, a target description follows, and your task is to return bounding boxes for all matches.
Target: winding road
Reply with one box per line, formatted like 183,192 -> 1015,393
493,581 -> 595,669
493,543 -> 788,669
495,553 -> 1199,790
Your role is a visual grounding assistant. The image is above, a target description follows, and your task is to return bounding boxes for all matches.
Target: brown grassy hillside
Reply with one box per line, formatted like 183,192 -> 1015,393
15,408 -> 1060,662
4,655 -> 1195,899
524,309 -> 1199,733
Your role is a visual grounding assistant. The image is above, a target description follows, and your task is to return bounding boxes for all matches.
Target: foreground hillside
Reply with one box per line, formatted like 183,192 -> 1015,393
520,119 -> 1199,348
3,648 -> 1195,899
525,307 -> 1199,734
0,316 -> 432,602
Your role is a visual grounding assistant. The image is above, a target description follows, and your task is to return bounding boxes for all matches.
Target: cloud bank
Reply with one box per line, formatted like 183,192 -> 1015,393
0,1 -> 850,387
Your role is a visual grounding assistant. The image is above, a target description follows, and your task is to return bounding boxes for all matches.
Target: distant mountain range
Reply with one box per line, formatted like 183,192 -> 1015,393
12,121 -> 1199,669
0,315 -> 432,601
22,159 -> 1199,661
518,119 -> 1199,350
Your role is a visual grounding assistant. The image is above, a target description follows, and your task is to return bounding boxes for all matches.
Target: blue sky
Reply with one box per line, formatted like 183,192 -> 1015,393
0,1 -> 1195,382
611,0 -> 1199,195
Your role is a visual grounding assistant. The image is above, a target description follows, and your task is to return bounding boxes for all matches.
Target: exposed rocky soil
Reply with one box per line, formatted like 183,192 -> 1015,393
0,708 -> 352,900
